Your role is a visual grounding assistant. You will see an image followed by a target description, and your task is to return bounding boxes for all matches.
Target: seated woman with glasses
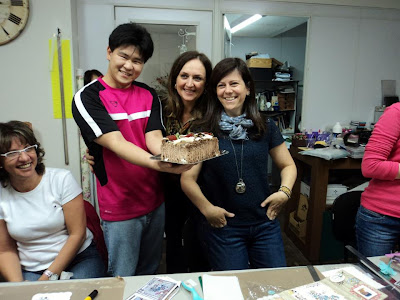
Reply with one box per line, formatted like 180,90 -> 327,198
0,121 -> 106,281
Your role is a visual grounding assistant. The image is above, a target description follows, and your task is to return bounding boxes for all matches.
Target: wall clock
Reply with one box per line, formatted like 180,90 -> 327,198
0,0 -> 29,46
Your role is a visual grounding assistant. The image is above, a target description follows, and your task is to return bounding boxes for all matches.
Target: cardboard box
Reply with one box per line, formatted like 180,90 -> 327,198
326,184 -> 348,200
326,184 -> 348,205
301,182 -> 347,205
289,211 -> 307,238
300,181 -> 310,197
296,193 -> 309,221
278,93 -> 295,111
249,67 -> 273,81
246,57 -> 282,68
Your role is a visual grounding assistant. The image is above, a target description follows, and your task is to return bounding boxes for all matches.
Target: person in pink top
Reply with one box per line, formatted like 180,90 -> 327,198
355,102 -> 400,256
72,23 -> 191,277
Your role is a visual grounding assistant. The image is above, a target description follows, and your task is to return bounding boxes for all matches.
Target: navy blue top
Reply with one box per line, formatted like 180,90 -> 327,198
198,118 -> 284,226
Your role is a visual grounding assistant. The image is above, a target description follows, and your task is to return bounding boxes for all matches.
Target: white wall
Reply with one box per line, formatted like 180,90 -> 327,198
0,0 -> 81,181
280,24 -> 308,89
304,13 -> 400,131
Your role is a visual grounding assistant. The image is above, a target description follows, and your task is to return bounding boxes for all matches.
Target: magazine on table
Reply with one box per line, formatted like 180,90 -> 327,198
126,276 -> 181,300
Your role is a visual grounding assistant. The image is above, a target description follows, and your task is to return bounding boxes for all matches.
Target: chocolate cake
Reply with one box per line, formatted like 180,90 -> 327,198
160,133 -> 220,164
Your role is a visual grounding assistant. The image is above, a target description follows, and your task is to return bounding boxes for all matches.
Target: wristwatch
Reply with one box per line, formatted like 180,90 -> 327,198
43,269 -> 59,280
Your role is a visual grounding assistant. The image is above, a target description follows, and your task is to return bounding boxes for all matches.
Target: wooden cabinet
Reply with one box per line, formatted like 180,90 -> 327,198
285,146 -> 362,263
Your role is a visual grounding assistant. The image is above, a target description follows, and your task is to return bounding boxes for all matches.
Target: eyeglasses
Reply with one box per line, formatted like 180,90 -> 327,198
0,145 -> 38,160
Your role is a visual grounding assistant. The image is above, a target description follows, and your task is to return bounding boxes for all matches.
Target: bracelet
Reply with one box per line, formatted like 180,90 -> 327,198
43,269 -> 59,280
279,185 -> 292,199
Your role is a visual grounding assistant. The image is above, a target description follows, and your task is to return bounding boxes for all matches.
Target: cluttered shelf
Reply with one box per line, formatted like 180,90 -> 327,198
285,146 -> 363,263
247,56 -> 299,134
261,111 -> 296,134
261,111 -> 294,133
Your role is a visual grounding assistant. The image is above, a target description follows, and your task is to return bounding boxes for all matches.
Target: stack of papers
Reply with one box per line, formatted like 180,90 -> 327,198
202,274 -> 244,300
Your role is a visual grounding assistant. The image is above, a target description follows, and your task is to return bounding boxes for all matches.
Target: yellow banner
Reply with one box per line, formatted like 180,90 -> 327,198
49,39 -> 73,119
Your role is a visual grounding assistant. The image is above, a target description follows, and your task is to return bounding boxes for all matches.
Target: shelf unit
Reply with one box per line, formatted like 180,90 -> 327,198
253,78 -> 298,134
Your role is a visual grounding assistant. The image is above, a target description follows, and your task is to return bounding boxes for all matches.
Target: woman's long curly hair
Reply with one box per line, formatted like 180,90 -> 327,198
164,51 -> 213,122
0,121 -> 45,187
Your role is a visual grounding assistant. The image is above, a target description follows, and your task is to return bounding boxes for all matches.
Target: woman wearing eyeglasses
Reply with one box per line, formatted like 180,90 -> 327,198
0,121 -> 105,281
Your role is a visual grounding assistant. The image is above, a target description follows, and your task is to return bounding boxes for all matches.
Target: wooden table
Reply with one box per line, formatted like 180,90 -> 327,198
286,146 -> 362,263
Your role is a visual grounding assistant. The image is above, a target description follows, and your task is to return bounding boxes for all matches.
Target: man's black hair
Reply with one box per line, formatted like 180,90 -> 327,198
109,23 -> 154,63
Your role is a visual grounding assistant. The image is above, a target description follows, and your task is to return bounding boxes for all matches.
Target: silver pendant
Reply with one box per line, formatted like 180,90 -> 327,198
235,179 -> 246,194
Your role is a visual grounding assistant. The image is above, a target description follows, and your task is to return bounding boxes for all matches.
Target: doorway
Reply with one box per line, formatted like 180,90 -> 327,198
115,7 -> 212,90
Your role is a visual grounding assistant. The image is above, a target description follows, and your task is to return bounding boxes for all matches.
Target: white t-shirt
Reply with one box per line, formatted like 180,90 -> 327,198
0,168 -> 93,271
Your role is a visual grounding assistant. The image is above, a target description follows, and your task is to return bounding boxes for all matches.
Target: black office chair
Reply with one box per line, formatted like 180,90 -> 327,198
331,190 -> 363,262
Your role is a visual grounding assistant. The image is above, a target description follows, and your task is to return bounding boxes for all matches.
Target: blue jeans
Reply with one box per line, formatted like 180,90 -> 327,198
102,202 -> 165,277
22,241 -> 106,281
356,205 -> 400,256
203,219 -> 286,271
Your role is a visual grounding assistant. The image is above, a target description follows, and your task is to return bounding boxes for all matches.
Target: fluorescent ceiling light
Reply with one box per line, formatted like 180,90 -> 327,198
231,14 -> 262,34
224,15 -> 231,31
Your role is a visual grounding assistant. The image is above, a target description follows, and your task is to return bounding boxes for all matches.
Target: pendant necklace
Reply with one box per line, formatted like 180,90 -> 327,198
229,139 -> 246,194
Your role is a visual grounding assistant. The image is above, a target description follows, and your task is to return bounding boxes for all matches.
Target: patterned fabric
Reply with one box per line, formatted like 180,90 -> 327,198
76,78 -> 95,206
164,115 -> 195,136
219,111 -> 254,140
79,133 -> 94,204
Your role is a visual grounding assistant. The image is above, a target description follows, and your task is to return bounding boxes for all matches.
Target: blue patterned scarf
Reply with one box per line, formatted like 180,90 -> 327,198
219,111 -> 254,140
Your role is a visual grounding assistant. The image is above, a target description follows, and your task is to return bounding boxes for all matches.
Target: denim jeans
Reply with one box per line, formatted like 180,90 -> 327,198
102,202 -> 165,277
203,219 -> 286,271
356,205 -> 400,256
22,241 -> 106,281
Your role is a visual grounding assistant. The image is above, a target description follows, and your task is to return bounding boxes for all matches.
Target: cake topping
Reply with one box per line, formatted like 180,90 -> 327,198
166,135 -> 177,141
164,132 -> 214,143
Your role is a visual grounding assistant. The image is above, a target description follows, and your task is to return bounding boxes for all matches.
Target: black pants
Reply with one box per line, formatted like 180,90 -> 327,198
163,174 -> 210,273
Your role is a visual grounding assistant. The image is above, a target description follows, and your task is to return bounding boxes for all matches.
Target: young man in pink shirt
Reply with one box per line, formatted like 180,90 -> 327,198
72,23 -> 191,276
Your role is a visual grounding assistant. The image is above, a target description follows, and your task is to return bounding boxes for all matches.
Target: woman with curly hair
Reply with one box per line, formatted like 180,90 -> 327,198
0,121 -> 105,281
162,51 -> 213,273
